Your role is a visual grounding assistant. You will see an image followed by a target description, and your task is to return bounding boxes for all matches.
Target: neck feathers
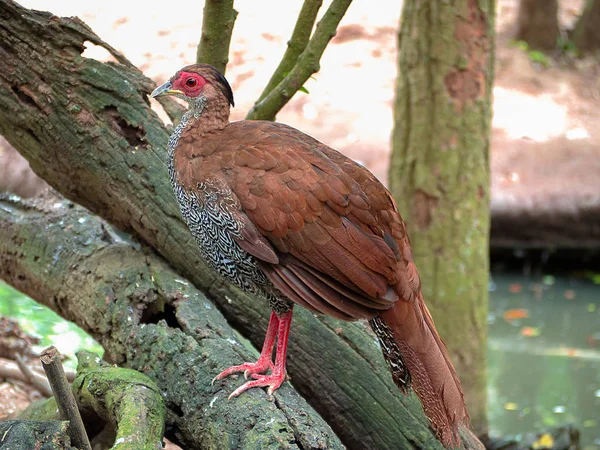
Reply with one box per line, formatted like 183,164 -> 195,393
166,94 -> 231,186
187,94 -> 231,135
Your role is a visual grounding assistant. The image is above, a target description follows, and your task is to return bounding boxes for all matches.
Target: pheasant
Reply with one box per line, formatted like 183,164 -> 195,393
152,64 -> 471,447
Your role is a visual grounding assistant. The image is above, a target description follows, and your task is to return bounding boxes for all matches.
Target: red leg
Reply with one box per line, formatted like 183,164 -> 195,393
227,308 -> 293,398
212,311 -> 278,384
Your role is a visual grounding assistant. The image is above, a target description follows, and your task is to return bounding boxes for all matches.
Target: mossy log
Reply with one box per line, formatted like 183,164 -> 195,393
1,193 -> 342,450
73,351 -> 166,450
0,420 -> 74,449
0,1 -> 468,448
21,350 -> 166,450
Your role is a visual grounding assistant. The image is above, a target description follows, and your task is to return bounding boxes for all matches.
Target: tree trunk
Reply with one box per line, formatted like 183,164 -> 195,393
389,0 -> 494,436
0,1 -> 465,448
572,0 -> 600,51
515,0 -> 559,50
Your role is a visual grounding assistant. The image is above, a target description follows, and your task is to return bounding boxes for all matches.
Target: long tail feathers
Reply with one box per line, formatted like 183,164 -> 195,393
371,292 -> 469,448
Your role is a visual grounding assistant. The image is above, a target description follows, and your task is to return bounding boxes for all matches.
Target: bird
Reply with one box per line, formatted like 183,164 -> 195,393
152,64 -> 470,448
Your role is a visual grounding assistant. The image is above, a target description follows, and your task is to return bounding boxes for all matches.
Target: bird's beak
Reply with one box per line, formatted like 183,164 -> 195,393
151,81 -> 183,98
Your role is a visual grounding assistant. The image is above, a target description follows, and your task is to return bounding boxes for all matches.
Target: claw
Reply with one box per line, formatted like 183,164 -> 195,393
215,310 -> 292,400
212,359 -> 273,387
227,372 -> 286,399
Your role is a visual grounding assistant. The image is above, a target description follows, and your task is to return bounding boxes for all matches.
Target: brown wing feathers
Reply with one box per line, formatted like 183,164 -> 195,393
176,118 -> 468,446
182,120 -> 405,319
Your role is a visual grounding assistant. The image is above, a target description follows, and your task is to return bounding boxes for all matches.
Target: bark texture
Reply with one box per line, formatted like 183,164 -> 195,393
1,193 -> 342,450
515,0 -> 559,50
0,420 -> 74,449
389,0 -> 495,436
572,0 -> 600,51
196,0 -> 238,74
0,1 -> 477,448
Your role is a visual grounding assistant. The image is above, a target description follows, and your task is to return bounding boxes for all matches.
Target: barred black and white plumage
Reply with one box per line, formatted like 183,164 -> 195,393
168,110 -> 291,314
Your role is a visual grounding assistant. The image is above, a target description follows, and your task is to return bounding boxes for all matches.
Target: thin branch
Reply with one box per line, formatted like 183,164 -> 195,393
246,0 -> 353,120
40,346 -> 92,450
196,0 -> 238,74
255,0 -> 323,104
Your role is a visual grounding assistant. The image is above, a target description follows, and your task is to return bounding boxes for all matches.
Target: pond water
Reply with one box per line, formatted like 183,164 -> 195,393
0,272 -> 598,447
488,271 -> 600,449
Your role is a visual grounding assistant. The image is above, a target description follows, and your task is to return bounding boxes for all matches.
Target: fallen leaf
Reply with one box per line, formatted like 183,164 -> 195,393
503,309 -> 530,321
586,333 -> 600,347
532,433 -> 554,449
508,283 -> 522,293
520,326 -> 540,337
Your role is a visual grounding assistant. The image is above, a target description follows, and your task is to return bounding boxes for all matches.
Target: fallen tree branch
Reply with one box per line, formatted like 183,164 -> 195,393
15,355 -> 53,397
1,193 -> 343,449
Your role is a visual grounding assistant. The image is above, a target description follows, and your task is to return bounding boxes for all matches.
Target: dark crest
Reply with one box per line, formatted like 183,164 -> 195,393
179,63 -> 235,107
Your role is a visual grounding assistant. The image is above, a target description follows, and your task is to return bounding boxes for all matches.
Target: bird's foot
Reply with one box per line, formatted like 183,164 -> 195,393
227,371 -> 287,399
212,357 -> 273,384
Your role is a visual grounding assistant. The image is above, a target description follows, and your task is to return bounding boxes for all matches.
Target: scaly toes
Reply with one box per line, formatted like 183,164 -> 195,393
243,362 -> 273,380
227,373 -> 285,399
212,360 -> 273,385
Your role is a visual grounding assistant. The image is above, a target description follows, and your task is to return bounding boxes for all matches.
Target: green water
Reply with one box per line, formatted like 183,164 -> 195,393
1,274 -> 598,447
0,282 -> 103,370
488,272 -> 600,449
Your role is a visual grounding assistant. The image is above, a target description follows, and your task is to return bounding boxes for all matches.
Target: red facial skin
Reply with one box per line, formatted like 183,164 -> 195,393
171,71 -> 207,98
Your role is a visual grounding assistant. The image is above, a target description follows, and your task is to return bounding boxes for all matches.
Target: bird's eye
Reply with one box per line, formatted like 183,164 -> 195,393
185,77 -> 198,88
